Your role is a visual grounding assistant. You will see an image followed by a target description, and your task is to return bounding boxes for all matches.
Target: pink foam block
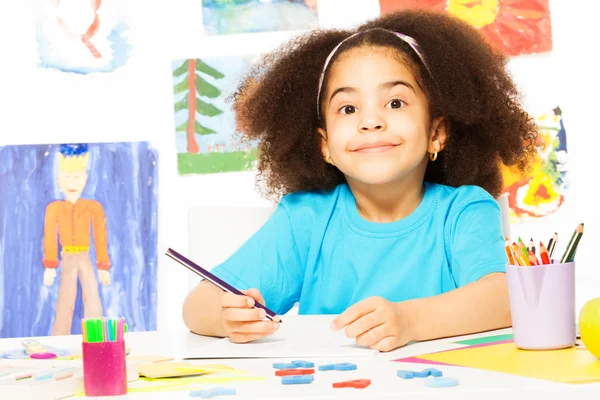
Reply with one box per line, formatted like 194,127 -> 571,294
82,341 -> 127,396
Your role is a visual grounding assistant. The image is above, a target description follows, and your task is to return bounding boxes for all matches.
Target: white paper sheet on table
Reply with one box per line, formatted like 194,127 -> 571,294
183,315 -> 379,359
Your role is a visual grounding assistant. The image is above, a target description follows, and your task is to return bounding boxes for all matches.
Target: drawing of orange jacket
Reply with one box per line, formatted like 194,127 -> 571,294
42,199 -> 111,270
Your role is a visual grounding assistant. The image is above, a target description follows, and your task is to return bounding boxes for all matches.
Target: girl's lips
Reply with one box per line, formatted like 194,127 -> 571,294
352,143 -> 400,153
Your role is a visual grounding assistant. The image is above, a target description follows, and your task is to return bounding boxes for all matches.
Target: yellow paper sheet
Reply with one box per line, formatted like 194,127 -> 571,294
137,362 -> 235,378
417,343 -> 600,383
143,375 -> 264,384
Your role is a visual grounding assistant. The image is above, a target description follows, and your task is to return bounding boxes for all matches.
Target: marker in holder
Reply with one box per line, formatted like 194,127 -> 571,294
81,317 -> 128,396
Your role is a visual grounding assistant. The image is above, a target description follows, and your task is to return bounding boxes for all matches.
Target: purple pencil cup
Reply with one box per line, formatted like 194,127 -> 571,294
506,262 -> 576,350
82,341 -> 127,396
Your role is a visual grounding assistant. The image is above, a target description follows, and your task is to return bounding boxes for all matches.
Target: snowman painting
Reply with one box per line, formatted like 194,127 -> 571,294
34,0 -> 131,74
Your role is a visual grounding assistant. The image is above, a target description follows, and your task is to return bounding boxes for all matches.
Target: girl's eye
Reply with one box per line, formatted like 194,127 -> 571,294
339,105 -> 357,115
386,99 -> 405,109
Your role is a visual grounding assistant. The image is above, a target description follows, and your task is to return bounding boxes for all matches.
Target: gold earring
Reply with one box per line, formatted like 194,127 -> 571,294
327,155 -> 334,165
429,150 -> 438,161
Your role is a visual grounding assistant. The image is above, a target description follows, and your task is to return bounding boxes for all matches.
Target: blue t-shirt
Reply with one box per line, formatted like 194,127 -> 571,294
210,182 -> 507,316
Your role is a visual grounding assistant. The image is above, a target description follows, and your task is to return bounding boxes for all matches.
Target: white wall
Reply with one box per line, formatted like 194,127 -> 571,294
0,0 -> 597,334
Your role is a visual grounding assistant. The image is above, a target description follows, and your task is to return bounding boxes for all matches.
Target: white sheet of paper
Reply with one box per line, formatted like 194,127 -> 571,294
183,315 -> 379,359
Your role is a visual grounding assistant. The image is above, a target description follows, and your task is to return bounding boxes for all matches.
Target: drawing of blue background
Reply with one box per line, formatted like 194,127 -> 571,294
0,142 -> 158,338
202,0 -> 319,36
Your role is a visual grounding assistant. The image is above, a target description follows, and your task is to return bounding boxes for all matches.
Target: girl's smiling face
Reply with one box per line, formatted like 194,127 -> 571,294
319,46 -> 446,187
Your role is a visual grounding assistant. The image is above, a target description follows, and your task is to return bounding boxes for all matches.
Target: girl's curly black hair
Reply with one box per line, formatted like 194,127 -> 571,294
230,9 -> 539,200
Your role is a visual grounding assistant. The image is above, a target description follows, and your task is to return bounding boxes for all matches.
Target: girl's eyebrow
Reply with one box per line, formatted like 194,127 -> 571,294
329,80 -> 415,105
329,86 -> 356,105
380,80 -> 416,93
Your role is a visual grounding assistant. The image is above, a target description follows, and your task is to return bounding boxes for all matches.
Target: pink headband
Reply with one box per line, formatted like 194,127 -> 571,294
316,30 -> 431,118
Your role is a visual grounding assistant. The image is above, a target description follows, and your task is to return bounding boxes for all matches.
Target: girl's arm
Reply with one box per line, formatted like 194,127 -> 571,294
183,281 -> 280,341
331,272 -> 510,351
183,280 -> 227,337
403,272 -> 511,342
182,201 -> 302,340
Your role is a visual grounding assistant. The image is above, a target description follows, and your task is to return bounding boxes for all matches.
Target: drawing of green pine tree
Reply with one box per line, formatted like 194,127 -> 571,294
173,59 -> 225,153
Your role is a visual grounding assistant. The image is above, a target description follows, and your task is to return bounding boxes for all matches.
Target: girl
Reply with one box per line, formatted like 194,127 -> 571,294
183,9 -> 538,352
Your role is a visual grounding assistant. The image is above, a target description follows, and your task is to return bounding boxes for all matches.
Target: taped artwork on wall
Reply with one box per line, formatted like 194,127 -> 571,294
379,0 -> 552,56
0,142 -> 158,338
32,0 -> 133,74
171,55 -> 261,175
501,106 -> 568,222
202,0 -> 319,36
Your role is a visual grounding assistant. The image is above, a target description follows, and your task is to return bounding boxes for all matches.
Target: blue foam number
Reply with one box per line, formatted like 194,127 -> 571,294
272,362 -> 298,370
189,387 -> 237,398
397,370 -> 415,379
291,360 -> 314,368
397,368 -> 442,379
318,364 -> 335,371
281,375 -> 314,385
334,363 -> 357,371
424,376 -> 459,388
422,368 -> 442,377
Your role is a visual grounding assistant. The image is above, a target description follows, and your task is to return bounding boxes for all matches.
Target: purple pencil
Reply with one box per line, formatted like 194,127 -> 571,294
165,248 -> 281,323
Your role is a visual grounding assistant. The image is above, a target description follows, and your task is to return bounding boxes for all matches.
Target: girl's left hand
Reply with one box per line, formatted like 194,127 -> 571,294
331,296 -> 413,352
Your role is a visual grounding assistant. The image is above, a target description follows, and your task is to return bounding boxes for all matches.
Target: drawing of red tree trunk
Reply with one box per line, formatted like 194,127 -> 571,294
172,59 -> 225,153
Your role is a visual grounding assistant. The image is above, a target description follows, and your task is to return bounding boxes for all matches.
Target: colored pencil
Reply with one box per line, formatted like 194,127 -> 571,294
505,238 -> 516,265
512,242 -> 528,266
561,227 -> 577,263
528,238 -> 536,255
539,241 -> 551,265
561,223 -> 584,263
517,237 -> 531,265
528,249 -> 539,265
547,232 -> 558,258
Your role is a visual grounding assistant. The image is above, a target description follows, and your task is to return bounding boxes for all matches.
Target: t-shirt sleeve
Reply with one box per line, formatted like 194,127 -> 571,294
446,196 -> 508,287
208,201 -> 303,315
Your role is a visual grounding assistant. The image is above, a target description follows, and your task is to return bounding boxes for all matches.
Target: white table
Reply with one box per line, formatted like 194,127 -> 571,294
2,316 -> 599,399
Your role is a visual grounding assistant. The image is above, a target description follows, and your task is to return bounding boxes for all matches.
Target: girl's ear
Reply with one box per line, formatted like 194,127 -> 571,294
428,117 -> 449,154
318,128 -> 332,165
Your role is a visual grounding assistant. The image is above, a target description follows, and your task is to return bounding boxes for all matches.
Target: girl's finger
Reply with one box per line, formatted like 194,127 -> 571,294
369,335 -> 397,352
344,311 -> 382,339
355,322 -> 388,347
241,288 -> 265,304
221,292 -> 255,308
227,320 -> 280,335
222,306 -> 266,322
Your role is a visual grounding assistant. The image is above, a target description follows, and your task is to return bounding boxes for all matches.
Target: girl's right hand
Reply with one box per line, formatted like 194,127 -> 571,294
220,288 -> 280,343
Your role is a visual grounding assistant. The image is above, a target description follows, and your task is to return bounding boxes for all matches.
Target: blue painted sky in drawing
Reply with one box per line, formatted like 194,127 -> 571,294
172,55 -> 259,154
202,0 -> 319,36
0,142 -> 158,338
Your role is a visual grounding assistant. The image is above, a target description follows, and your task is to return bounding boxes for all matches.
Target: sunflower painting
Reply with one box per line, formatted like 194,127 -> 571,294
379,0 -> 552,56
501,106 -> 568,222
